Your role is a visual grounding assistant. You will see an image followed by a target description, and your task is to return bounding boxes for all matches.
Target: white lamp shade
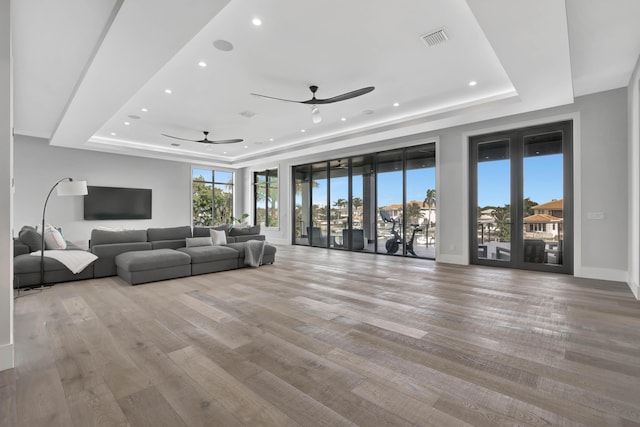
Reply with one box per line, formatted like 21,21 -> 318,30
57,180 -> 88,196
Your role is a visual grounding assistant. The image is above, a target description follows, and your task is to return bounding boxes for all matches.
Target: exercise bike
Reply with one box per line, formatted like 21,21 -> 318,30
380,210 -> 422,256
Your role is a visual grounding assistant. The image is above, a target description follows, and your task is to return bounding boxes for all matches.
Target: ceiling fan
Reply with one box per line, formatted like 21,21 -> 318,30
161,131 -> 243,144
333,159 -> 348,169
251,85 -> 375,124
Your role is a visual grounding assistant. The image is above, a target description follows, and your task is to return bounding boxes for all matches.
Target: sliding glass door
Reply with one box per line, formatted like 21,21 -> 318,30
292,142 -> 436,259
470,121 -> 573,273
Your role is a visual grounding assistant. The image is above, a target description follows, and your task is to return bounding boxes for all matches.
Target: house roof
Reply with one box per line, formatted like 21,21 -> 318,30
523,214 -> 563,223
533,199 -> 563,211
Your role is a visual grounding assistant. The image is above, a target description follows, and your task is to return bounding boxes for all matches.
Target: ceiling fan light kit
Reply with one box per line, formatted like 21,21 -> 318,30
311,105 -> 322,124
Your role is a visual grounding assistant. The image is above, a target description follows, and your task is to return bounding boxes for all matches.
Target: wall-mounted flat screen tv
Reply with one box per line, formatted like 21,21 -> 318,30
84,186 -> 152,220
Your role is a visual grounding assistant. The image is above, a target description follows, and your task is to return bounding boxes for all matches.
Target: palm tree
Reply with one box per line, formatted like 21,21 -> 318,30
333,198 -> 348,221
352,197 -> 363,214
422,189 -> 436,247
492,205 -> 511,242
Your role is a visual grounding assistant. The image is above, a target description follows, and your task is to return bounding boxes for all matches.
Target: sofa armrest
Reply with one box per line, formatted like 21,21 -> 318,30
233,235 -> 265,243
13,239 -> 30,256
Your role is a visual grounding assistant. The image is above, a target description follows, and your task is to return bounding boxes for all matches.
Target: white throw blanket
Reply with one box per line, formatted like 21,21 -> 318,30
244,240 -> 266,268
30,250 -> 98,274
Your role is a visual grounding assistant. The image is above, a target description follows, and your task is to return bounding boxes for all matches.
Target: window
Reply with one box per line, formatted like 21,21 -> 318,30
292,142 -> 436,259
470,121 -> 572,273
192,168 -> 234,226
254,169 -> 278,227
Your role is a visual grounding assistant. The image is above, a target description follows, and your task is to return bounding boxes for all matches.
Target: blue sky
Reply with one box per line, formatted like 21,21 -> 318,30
297,154 -> 562,208
478,154 -> 563,207
302,167 -> 436,207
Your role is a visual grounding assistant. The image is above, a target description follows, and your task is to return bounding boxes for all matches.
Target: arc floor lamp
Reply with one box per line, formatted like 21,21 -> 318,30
40,177 -> 88,284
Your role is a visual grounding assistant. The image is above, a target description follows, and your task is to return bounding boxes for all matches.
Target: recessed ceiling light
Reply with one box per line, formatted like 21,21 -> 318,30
252,17 -> 262,26
223,151 -> 227,154
141,108 -> 148,112
244,145 -> 248,149
341,117 -> 347,122
164,89 -> 172,94
301,129 -> 306,133
198,61 -> 207,68
213,39 -> 234,52
110,132 -> 116,136
269,138 -> 274,142
393,102 -> 399,107
124,121 -> 130,126
469,81 -> 477,86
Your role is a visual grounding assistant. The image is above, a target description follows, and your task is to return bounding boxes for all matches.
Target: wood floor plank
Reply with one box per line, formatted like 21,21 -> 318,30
15,368 -> 74,427
168,345 -> 298,426
117,386 -> 188,427
0,369 -> 17,427
8,245 -> 640,426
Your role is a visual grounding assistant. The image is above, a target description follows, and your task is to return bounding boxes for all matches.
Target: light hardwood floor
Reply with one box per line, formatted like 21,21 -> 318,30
3,245 -> 640,426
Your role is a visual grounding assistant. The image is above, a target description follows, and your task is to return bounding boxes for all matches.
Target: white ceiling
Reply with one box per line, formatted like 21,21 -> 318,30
12,0 -> 640,168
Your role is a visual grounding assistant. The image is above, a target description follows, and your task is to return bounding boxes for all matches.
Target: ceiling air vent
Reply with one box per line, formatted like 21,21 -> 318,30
240,110 -> 256,118
420,29 -> 448,47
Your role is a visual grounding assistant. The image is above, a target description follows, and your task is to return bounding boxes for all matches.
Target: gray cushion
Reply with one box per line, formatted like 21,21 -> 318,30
147,226 -> 192,242
115,249 -> 191,272
91,229 -> 147,246
151,240 -> 187,250
185,237 -> 213,247
19,226 -> 42,252
177,245 -> 239,263
193,225 -> 232,237
229,225 -> 261,236
91,242 -> 153,258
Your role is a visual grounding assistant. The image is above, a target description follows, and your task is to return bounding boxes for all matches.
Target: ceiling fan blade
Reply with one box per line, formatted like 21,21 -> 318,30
302,86 -> 375,105
202,138 -> 244,144
161,133 -> 199,142
250,92 -> 304,103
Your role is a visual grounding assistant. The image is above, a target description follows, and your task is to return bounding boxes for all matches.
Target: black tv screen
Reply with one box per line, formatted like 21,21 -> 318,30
84,186 -> 152,220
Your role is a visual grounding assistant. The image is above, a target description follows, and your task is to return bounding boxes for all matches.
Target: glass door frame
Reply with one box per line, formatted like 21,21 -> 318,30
469,121 -> 573,274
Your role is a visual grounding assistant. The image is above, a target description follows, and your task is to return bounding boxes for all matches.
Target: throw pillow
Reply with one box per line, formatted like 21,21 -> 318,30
44,224 -> 67,250
44,225 -> 67,250
210,229 -> 227,246
18,226 -> 43,252
185,237 -> 213,247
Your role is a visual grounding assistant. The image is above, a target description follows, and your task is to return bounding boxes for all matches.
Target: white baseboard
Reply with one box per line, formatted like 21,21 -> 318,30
627,279 -> 639,300
436,254 -> 467,265
0,343 -> 14,372
575,266 -> 628,283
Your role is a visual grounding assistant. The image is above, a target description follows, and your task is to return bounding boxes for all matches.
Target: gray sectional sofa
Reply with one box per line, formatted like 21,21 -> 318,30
13,225 -> 275,288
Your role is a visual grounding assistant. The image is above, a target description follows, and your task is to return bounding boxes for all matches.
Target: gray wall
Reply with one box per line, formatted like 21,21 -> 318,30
13,136 -> 192,246
1,0 -> 13,371
628,54 -> 640,299
245,88 -> 629,282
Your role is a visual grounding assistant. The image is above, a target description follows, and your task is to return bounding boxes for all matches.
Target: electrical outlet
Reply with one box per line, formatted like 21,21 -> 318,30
587,212 -> 605,220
